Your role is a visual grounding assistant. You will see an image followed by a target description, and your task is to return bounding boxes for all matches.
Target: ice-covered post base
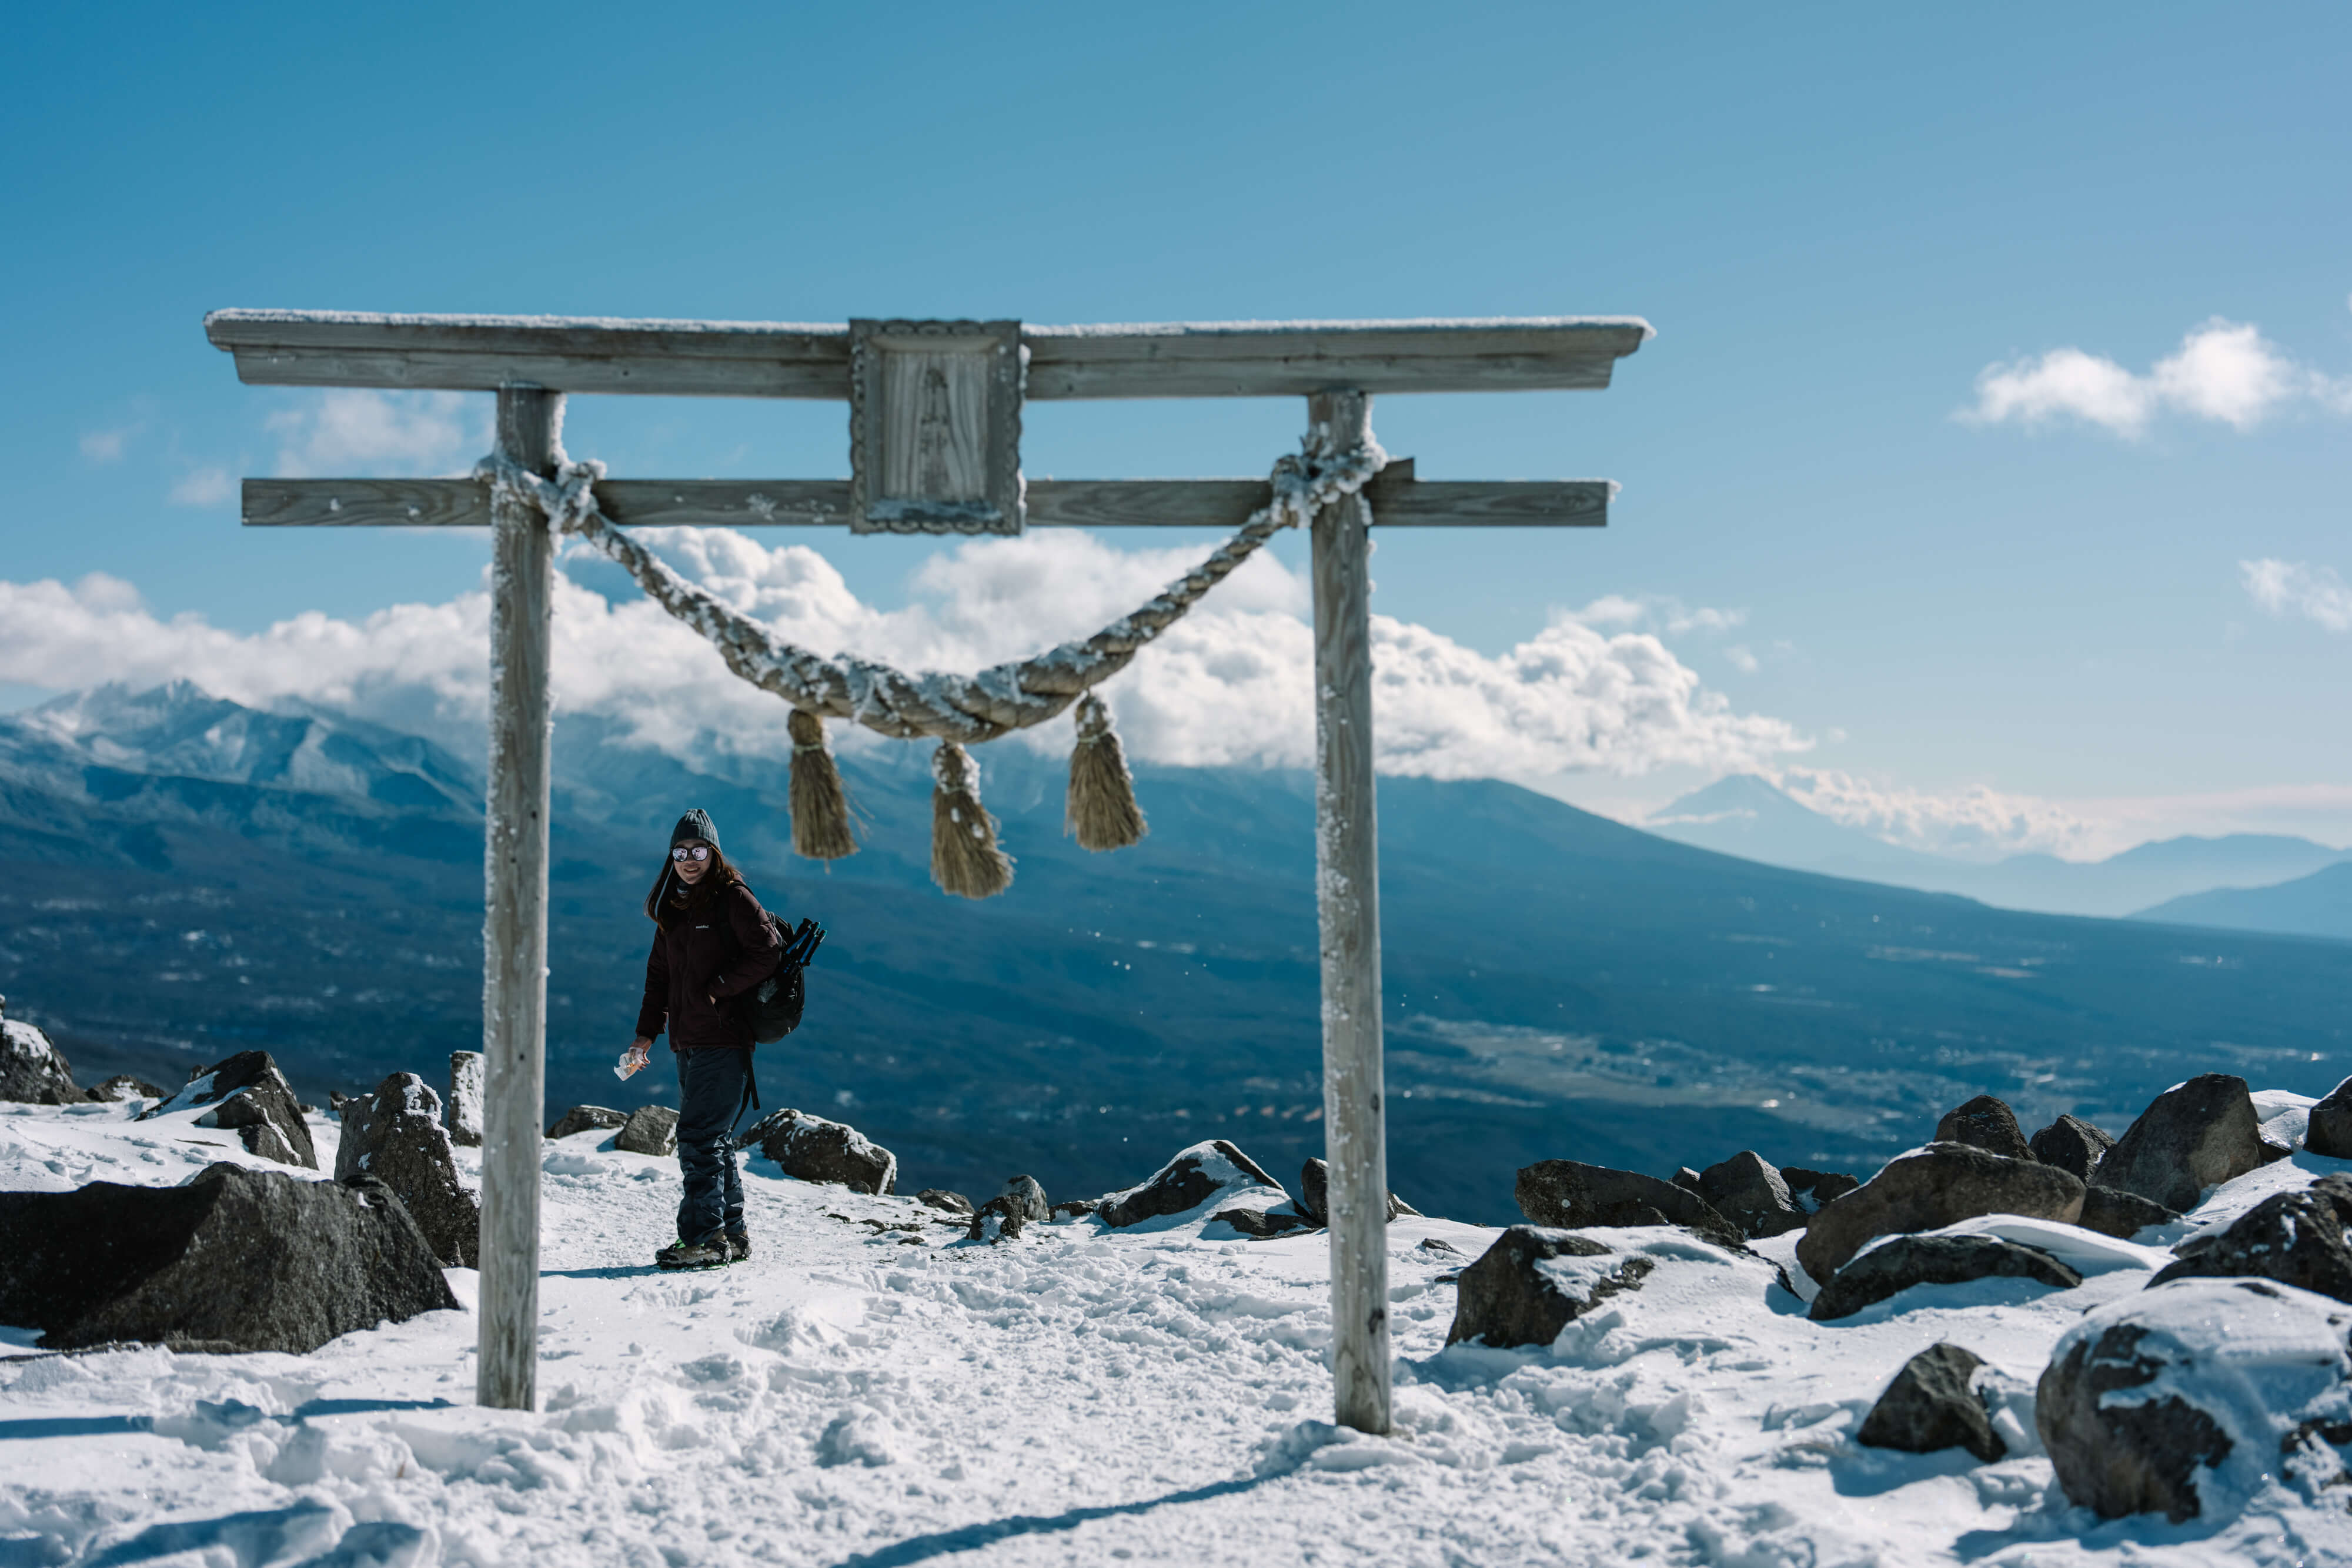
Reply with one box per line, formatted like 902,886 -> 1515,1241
478,385 -> 559,1411
1309,388 -> 1391,1435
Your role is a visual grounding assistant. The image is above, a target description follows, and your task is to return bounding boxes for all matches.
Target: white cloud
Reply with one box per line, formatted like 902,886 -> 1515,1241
1773,767 -> 2106,861
1724,645 -> 1759,674
2241,558 -> 2352,633
168,466 -> 235,508
0,529 -> 1806,786
1963,317 -> 2330,437
1565,594 -> 1746,637
266,390 -> 490,478
79,428 -> 131,464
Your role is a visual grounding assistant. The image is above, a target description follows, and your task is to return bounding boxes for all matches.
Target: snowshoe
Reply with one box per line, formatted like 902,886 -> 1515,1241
726,1229 -> 751,1263
656,1232 -> 729,1271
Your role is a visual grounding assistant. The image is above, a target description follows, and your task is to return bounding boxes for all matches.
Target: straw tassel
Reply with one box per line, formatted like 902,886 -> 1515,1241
787,708 -> 858,861
1065,693 -> 1147,852
930,741 -> 1014,899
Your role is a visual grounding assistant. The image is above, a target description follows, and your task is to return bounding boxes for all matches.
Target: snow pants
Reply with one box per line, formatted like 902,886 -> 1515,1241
674,1046 -> 750,1242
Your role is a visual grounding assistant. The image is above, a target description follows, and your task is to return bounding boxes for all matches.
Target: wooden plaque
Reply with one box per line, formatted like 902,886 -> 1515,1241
848,319 -> 1025,534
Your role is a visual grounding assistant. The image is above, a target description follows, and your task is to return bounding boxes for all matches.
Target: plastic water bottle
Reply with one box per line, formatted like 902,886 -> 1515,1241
614,1049 -> 647,1082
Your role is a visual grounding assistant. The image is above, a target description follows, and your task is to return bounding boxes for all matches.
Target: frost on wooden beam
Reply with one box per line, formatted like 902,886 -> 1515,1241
203,311 -> 1651,399
239,464 -> 1611,532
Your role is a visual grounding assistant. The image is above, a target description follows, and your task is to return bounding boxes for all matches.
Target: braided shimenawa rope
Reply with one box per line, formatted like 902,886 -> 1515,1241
477,426 -> 1385,744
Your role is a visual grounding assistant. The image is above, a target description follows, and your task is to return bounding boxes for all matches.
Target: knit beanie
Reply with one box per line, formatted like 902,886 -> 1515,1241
670,808 -> 720,852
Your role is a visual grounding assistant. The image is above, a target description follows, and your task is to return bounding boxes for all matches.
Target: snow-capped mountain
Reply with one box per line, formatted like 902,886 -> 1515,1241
4,684 -> 2350,1219
1649,773 -> 2350,920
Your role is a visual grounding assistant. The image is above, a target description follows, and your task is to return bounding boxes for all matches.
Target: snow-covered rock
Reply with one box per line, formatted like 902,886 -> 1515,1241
2150,1181 -> 2352,1302
2098,1073 -> 2285,1212
1298,1155 -> 1416,1226
2030,1112 -> 2117,1179
614,1105 -> 679,1158
333,1072 -> 478,1269
1097,1139 -> 1284,1229
2307,1075 -> 2352,1158
1935,1094 -> 2034,1162
1856,1342 -> 2006,1462
85,1073 -> 166,1103
0,1162 -> 457,1353
2079,1183 -> 2180,1239
2038,1277 -> 2352,1521
1695,1150 -> 1805,1238
1514,1157 -> 1742,1248
1445,1225 -> 1653,1348
0,1015 -> 79,1105
445,1050 -> 484,1148
1797,1141 -> 2084,1280
546,1104 -> 627,1139
745,1107 -> 896,1194
138,1051 -> 316,1169
1810,1233 -> 2080,1322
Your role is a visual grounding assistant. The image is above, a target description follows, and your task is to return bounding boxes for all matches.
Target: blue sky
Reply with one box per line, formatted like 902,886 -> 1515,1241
3,2 -> 2347,854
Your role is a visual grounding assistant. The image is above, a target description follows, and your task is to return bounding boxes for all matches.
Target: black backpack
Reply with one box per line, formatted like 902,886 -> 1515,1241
745,915 -> 824,1044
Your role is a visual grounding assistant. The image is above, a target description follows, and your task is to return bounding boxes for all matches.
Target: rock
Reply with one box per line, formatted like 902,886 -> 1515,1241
1211,1206 -> 1314,1238
744,1108 -> 897,1195
2028,1114 -> 2116,1181
1515,1159 -> 1744,1249
0,1163 -> 459,1353
614,1105 -> 680,1158
1098,1141 -> 1285,1228
445,1051 -> 485,1149
332,1072 -> 479,1269
1796,1143 -> 2084,1282
966,1176 -> 1053,1243
546,1105 -> 627,1140
2151,1188 -> 2352,1302
917,1189 -> 974,1216
1671,1166 -> 1703,1193
1297,1156 -> 1416,1226
2078,1185 -> 2180,1240
2307,1076 -> 2352,1159
1696,1151 -> 1805,1239
1856,1343 -> 2004,1463
1810,1233 -> 2082,1322
138,1051 -> 317,1170
1051,1198 -> 1103,1219
2039,1278 -> 2352,1521
1417,1236 -> 1464,1256
85,1074 -> 166,1102
2097,1074 -> 2278,1213
1780,1167 -> 1860,1212
1444,1225 -> 1656,1348
0,1015 -> 80,1105
1935,1095 -> 2034,1163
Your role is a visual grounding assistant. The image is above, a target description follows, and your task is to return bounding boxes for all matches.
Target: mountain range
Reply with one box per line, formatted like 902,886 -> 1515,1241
2,682 -> 2347,1222
1648,772 -> 2350,921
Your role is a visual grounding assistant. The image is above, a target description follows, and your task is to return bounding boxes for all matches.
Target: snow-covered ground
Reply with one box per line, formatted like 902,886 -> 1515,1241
4,1092 -> 2348,1567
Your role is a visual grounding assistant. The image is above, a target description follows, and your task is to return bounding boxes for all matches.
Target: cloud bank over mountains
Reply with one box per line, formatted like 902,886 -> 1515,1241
0,527 -> 1805,788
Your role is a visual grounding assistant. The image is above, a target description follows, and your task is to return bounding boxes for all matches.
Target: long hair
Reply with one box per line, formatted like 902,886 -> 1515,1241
643,842 -> 745,925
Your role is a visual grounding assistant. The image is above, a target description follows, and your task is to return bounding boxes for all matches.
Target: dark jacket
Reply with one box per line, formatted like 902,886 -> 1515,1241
635,877 -> 784,1051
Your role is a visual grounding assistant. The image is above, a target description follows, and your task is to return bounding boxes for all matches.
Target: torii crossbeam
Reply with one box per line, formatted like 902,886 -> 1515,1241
204,309 -> 1649,1435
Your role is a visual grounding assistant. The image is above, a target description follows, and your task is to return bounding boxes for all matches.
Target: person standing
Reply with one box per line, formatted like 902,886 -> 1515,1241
621,808 -> 783,1269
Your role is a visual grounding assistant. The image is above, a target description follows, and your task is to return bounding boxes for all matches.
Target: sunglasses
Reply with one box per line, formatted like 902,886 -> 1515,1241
670,844 -> 713,863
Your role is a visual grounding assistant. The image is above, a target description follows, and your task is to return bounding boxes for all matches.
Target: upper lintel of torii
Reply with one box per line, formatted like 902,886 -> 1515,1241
205,310 -> 1651,534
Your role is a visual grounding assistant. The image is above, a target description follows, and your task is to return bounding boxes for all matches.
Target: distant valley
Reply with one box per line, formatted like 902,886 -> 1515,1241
2,683 -> 2347,1223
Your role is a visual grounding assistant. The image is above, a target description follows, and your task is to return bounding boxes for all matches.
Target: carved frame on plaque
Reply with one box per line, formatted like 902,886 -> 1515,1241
848,319 -> 1025,535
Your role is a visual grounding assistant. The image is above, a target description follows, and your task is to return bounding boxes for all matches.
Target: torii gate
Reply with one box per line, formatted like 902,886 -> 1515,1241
203,309 -> 1648,1433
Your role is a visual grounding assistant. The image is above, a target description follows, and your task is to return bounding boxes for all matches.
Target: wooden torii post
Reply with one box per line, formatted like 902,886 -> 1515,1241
203,309 -> 1648,1432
